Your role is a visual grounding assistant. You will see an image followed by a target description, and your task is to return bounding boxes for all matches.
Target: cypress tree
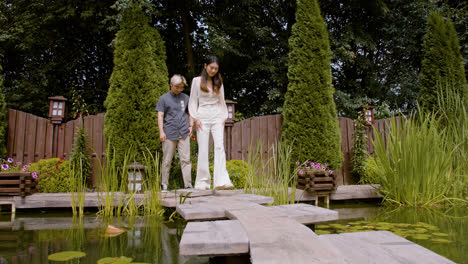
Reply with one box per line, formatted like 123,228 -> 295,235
419,11 -> 467,110
0,65 -> 7,158
104,1 -> 169,166
281,0 -> 343,170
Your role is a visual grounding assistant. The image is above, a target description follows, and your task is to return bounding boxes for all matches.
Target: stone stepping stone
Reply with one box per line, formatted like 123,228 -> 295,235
179,220 -> 249,256
176,194 -> 274,220
269,203 -> 338,224
227,203 -> 344,264
319,231 -> 455,264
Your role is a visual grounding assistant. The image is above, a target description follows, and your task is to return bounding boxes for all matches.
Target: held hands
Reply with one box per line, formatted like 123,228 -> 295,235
193,119 -> 203,131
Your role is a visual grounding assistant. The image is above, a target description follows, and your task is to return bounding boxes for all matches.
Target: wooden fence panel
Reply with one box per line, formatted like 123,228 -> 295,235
7,109 -> 398,186
24,114 -> 37,164
7,110 -> 17,157
35,117 -> 47,162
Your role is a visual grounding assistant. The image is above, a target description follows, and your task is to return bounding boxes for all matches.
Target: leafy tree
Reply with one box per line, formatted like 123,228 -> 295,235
419,11 -> 467,110
0,0 -> 116,117
104,1 -> 169,166
0,65 -> 7,157
281,0 -> 343,170
320,0 -> 427,117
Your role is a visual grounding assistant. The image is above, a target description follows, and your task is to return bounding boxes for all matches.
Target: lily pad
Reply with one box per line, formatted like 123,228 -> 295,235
431,238 -> 452,243
48,251 -> 86,261
409,234 -> 431,240
316,224 -> 330,229
413,228 -> 428,234
97,256 -> 133,264
315,230 -> 331,235
329,223 -> 347,229
432,232 -> 449,237
362,225 -> 375,229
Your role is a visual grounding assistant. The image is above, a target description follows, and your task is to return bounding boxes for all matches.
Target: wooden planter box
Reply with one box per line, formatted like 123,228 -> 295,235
0,172 -> 40,197
296,170 -> 336,193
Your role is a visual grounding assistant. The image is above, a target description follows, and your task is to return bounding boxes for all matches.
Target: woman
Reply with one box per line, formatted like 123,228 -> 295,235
189,56 -> 234,190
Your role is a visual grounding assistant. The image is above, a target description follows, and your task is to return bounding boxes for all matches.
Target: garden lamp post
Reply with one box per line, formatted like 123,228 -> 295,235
225,100 -> 237,161
126,162 -> 145,193
362,104 -> 375,126
48,96 -> 67,157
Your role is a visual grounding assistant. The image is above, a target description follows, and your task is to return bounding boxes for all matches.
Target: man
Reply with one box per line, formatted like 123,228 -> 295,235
156,74 -> 193,190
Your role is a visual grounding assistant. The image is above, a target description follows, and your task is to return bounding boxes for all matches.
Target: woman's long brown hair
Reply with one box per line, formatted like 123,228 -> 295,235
200,56 -> 223,94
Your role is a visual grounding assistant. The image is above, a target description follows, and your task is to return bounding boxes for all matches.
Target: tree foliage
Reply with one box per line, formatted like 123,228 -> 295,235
281,0 -> 342,170
419,11 -> 467,110
104,1 -> 169,166
0,0 -> 116,116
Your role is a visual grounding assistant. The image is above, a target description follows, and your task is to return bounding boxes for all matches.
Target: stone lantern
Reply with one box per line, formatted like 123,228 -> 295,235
127,162 -> 145,193
225,100 -> 237,161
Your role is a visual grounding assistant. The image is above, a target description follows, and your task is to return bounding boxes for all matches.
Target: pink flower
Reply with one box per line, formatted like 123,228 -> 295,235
295,161 -> 300,165
2,164 -> 9,170
299,170 -> 304,175
306,167 -> 310,170
32,172 -> 38,179
321,166 -> 326,171
324,163 -> 328,167
28,246 -> 35,254
7,158 -> 13,163
328,170 -> 333,174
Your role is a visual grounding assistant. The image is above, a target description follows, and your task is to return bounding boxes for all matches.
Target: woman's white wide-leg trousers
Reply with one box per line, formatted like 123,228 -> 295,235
195,122 -> 233,190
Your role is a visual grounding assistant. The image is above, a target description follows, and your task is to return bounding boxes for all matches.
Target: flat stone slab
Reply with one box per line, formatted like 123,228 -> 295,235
320,231 -> 455,264
227,203 -> 344,264
269,203 -> 338,224
179,220 -> 249,256
176,194 -> 274,220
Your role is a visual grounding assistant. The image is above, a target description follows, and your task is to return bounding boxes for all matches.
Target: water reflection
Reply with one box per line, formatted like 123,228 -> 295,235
322,204 -> 467,264
0,214 -> 209,264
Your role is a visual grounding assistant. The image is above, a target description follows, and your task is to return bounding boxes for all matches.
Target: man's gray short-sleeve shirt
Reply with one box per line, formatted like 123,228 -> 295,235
156,92 -> 190,140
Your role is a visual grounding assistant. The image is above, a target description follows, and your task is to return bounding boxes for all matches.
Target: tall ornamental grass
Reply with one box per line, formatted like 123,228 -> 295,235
243,142 -> 298,205
436,85 -> 467,199
367,86 -> 467,206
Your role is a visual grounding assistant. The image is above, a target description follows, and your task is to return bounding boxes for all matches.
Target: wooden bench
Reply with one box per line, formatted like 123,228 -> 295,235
0,172 -> 40,197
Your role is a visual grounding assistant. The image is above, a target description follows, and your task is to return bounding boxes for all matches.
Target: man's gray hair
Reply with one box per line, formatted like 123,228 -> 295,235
170,74 -> 187,86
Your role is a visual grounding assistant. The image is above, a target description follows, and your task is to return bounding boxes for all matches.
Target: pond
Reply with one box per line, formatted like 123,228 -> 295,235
0,203 -> 466,264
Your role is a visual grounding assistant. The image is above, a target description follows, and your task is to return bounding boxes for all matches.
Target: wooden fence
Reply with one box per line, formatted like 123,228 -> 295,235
6,109 -> 395,186
7,109 -> 105,184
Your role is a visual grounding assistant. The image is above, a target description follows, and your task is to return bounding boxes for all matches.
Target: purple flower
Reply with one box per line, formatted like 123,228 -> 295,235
295,161 -> 300,165
22,167 -> 27,172
299,170 -> 304,175
324,163 -> 328,167
328,170 -> 333,174
7,158 -> 13,163
306,167 -> 310,170
28,163 -> 31,165
321,166 -> 326,171
32,172 -> 38,179
2,164 -> 9,170
28,246 -> 35,254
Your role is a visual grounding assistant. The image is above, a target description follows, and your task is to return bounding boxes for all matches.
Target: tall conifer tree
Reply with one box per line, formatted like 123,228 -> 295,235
419,11 -> 467,110
104,1 -> 169,166
281,0 -> 342,170
0,65 -> 7,158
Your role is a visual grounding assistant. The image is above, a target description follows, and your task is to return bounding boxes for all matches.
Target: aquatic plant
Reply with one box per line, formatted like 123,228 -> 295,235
243,141 -> 298,205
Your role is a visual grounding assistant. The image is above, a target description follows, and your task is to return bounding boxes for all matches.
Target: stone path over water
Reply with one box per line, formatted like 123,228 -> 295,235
176,192 -> 455,264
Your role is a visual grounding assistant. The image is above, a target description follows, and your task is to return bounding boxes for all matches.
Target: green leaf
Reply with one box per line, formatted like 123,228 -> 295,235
97,256 -> 132,264
48,251 -> 86,261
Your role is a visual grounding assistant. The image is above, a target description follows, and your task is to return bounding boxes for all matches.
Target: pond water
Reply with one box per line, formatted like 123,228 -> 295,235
324,202 -> 467,264
0,203 -> 466,264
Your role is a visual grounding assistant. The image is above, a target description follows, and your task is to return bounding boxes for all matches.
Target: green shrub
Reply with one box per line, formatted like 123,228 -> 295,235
226,160 -> 248,188
419,11 -> 467,111
104,2 -> 168,167
28,158 -> 73,193
281,0 -> 342,170
209,160 -> 248,189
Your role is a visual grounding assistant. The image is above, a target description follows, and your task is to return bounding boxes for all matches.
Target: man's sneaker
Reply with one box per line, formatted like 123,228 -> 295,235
161,184 -> 168,191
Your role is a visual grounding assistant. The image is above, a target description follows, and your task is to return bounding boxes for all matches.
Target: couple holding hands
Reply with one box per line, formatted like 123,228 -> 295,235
156,56 -> 234,191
